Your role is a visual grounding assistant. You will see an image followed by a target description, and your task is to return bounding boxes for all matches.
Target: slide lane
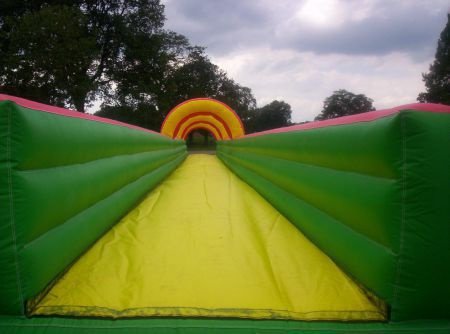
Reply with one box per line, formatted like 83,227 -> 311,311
30,155 -> 385,321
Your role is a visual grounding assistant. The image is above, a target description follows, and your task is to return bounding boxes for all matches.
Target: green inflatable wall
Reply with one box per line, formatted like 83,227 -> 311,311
1,95 -> 450,333
0,98 -> 187,315
218,108 -> 450,321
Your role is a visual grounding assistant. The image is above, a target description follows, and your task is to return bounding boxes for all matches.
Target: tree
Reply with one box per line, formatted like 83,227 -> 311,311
0,4 -> 98,110
96,46 -> 257,131
95,103 -> 163,131
315,89 -> 375,121
247,100 -> 292,133
0,0 -> 172,112
215,77 -> 257,129
155,47 -> 225,113
0,0 -> 259,131
418,14 -> 450,105
157,47 -> 257,119
148,48 -> 255,129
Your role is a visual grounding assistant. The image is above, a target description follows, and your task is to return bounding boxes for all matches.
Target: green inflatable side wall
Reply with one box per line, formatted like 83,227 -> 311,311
217,110 -> 450,321
1,96 -> 449,332
0,100 -> 187,315
1,315 -> 450,334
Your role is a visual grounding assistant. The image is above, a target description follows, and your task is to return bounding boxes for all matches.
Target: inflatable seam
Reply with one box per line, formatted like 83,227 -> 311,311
22,153 -> 184,250
0,95 -> 160,136
221,148 -> 395,182
243,113 -> 398,137
6,103 -> 25,313
20,154 -> 185,300
218,144 -> 395,180
219,151 -> 394,253
17,146 -> 184,173
218,153 -> 394,255
242,106 -> 450,138
18,149 -> 184,244
30,304 -> 386,321
392,111 -> 407,314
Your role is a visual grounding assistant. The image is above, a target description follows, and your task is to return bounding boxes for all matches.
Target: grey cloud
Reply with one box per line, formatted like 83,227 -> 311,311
277,2 -> 448,60
164,0 -> 272,52
166,0 -> 271,55
162,0 -> 443,122
164,0 -> 449,60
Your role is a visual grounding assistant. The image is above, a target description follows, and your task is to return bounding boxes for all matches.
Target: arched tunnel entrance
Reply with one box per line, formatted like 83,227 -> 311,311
160,98 -> 245,152
185,128 -> 217,151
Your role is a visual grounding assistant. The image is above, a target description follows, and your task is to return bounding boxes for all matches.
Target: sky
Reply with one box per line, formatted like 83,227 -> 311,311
163,0 -> 450,122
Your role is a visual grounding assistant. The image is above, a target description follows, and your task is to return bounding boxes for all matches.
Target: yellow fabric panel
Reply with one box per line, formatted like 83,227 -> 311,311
160,98 -> 244,139
31,155 -> 386,321
176,115 -> 226,140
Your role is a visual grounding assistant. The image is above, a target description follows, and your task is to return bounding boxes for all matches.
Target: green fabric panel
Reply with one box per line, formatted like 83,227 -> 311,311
0,102 -> 25,315
218,110 -> 450,321
16,147 -> 184,243
1,316 -> 450,334
20,154 -> 186,301
0,100 -> 187,316
391,111 -> 450,320
219,149 -> 399,249
218,152 -> 395,302
218,115 -> 401,179
12,105 -> 181,170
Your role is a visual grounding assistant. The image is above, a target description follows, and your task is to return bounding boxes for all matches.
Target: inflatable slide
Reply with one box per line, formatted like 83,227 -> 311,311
0,95 -> 449,333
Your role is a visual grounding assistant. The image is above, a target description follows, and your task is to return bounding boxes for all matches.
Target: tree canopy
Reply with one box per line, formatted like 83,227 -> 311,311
0,0 -> 264,130
97,46 -> 257,131
418,14 -> 450,105
247,100 -> 292,133
315,89 -> 375,121
0,1 -> 294,134
0,0 -> 257,127
0,0 -> 173,112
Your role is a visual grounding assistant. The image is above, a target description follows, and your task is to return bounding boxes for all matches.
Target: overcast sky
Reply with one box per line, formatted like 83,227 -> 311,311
163,0 -> 450,122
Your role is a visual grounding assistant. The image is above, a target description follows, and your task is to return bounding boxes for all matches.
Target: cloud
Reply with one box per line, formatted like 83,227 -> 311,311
163,0 -> 271,52
276,0 -> 448,60
165,0 -> 448,58
163,0 -> 449,122
211,48 -> 430,122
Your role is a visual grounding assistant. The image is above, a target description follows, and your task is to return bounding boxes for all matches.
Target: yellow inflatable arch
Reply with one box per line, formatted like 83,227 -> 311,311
161,98 -> 245,140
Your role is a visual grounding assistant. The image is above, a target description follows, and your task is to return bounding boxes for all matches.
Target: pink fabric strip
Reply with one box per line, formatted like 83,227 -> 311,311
0,94 -> 160,135
244,103 -> 450,138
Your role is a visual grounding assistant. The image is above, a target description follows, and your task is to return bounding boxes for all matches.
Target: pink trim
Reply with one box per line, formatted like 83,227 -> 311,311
0,94 -> 160,135
244,103 -> 450,138
161,98 -> 245,133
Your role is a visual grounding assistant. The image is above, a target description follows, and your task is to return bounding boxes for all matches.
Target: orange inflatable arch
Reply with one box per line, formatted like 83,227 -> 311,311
161,98 -> 245,140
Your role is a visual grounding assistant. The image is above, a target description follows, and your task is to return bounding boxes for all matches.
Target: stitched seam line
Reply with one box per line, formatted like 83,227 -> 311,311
218,144 -> 396,181
6,104 -> 25,313
17,145 -> 184,173
31,304 -> 385,316
1,321 -> 449,332
218,151 -> 394,255
392,112 -> 407,315
22,153 -> 185,250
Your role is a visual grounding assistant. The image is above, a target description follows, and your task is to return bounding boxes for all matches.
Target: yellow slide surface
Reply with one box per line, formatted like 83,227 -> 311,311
31,155 -> 386,320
